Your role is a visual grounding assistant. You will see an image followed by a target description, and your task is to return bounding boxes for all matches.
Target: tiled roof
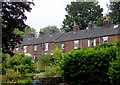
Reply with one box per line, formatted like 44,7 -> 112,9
56,25 -> 120,42
16,25 -> 120,47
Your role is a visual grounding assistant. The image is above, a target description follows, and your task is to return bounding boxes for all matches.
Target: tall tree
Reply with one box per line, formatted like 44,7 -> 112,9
41,25 -> 61,35
108,1 -> 120,24
13,27 -> 38,38
2,1 -> 34,56
61,2 -> 103,32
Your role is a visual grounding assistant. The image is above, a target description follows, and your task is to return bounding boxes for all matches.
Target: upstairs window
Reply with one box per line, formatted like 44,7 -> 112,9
88,39 -> 96,47
74,40 -> 79,49
24,46 -> 27,53
103,37 -> 108,43
34,45 -> 37,52
61,43 -> 65,50
45,43 -> 48,51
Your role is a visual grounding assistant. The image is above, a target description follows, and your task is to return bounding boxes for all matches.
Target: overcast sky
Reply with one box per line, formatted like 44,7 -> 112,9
25,0 -> 110,33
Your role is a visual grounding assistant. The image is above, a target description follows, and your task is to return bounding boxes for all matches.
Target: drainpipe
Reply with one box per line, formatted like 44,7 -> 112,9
41,43 -> 44,54
99,36 -> 101,45
80,39 -> 82,48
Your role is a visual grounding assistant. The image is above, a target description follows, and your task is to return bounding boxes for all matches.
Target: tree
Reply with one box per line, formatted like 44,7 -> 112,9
2,2 -> 34,56
96,16 -> 105,27
60,45 -> 118,84
61,2 -> 103,32
41,25 -> 61,35
14,27 -> 38,38
108,1 -> 120,24
23,27 -> 38,38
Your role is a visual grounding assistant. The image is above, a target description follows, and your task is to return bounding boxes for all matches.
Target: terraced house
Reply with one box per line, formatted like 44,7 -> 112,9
15,18 -> 120,60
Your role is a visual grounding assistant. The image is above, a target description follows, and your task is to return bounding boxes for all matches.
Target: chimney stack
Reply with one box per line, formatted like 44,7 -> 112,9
73,22 -> 79,32
103,17 -> 111,27
50,27 -> 55,35
28,32 -> 34,39
88,21 -> 93,30
39,29 -> 45,37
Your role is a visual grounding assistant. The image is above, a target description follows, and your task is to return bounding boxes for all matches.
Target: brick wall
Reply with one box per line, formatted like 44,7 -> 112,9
44,42 -> 55,54
14,34 -> 120,59
65,41 -> 74,53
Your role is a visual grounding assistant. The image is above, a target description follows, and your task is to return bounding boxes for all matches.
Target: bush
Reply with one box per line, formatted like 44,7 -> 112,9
8,52 -> 36,74
60,46 -> 118,85
39,54 -> 51,63
109,41 -> 120,85
7,71 -> 19,81
18,79 -> 33,84
2,54 -> 10,75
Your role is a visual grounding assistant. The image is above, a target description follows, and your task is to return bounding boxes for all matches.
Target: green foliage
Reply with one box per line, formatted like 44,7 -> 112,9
8,52 -> 24,68
52,47 -> 62,64
95,43 -> 115,49
41,25 -> 61,35
109,41 -> 120,85
43,47 -> 62,77
7,71 -> 19,81
108,1 -> 120,24
13,28 -> 24,38
23,27 -> 38,38
18,79 -> 33,84
39,54 -> 51,63
60,45 -> 118,84
96,16 -> 105,27
2,2 -> 34,56
8,52 -> 35,74
2,54 -> 10,74
61,2 -> 103,32
13,27 -> 38,38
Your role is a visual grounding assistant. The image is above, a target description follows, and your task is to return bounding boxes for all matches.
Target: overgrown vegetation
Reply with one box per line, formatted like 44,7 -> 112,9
60,42 -> 120,85
2,42 -> 120,84
43,47 -> 62,77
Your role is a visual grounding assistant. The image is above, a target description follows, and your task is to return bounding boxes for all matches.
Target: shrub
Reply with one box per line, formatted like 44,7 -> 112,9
60,46 -> 118,85
109,41 -> 120,85
18,79 -> 33,84
7,71 -> 19,81
39,54 -> 51,63
2,53 -> 10,74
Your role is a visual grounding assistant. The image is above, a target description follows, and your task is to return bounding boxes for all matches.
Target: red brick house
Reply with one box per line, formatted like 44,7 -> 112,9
15,18 -> 120,60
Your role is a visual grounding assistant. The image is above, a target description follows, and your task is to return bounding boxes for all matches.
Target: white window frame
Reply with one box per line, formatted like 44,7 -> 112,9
74,40 -> 79,49
16,47 -> 19,51
61,43 -> 65,50
103,37 -> 108,43
24,46 -> 27,53
34,45 -> 37,52
93,39 -> 96,46
45,43 -> 48,51
34,54 -> 37,60
88,39 -> 96,47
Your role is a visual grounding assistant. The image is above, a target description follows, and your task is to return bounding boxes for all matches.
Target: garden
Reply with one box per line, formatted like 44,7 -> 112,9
1,41 -> 120,85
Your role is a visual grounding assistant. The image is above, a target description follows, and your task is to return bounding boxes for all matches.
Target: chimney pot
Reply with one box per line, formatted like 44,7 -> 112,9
88,21 -> 93,30
73,22 -> 79,32
50,27 -> 55,35
39,29 -> 45,37
103,17 -> 111,27
28,33 -> 34,39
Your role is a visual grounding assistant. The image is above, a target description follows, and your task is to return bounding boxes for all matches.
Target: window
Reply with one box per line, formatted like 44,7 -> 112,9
34,54 -> 37,60
24,46 -> 27,53
74,40 -> 79,49
16,47 -> 19,51
34,45 -> 37,52
103,37 -> 108,43
45,43 -> 48,51
61,43 -> 65,50
88,39 -> 96,47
